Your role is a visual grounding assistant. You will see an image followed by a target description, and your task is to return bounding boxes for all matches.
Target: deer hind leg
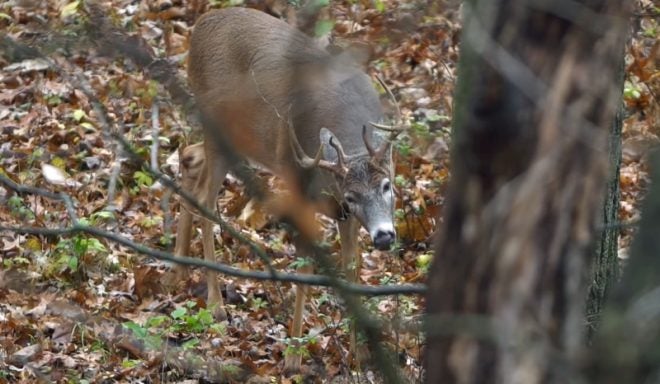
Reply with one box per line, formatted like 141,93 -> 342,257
337,218 -> 363,363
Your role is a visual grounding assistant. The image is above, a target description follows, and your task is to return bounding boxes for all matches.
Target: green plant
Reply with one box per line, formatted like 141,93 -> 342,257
284,335 -> 317,359
314,20 -> 334,37
61,0 -> 81,18
208,0 -> 245,7
316,292 -> 333,307
159,232 -> 174,247
45,94 -> 62,106
90,210 -> 115,225
251,297 -> 268,311
3,256 -> 30,269
623,80 -> 642,100
395,136 -> 412,157
379,274 -> 395,285
139,215 -> 162,229
170,301 -> 217,333
121,358 -> 141,368
50,229 -> 107,278
134,80 -> 159,104
7,195 -> 35,220
132,170 -> 154,189
28,148 -> 44,168
398,295 -> 419,317
373,0 -> 385,12
122,301 -> 226,355
123,321 -> 164,350
290,257 -> 313,270
643,22 -> 658,38
416,253 -> 432,273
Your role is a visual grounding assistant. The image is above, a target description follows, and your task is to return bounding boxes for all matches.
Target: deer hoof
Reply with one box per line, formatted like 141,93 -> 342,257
283,355 -> 302,375
212,305 -> 228,321
350,344 -> 370,368
162,267 -> 186,290
207,286 -> 227,320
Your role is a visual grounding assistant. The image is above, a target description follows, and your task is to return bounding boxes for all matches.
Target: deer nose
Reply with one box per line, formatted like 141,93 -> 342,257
373,229 -> 395,250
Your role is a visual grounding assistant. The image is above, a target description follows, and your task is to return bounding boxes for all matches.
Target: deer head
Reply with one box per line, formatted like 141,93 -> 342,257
290,124 -> 401,250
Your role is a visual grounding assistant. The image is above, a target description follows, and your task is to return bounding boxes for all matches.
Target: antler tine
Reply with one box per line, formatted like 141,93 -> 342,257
369,76 -> 406,159
328,136 -> 348,171
288,122 -> 348,177
288,118 -> 322,168
369,121 -> 403,132
367,121 -> 405,159
362,125 -> 377,157
376,74 -> 402,126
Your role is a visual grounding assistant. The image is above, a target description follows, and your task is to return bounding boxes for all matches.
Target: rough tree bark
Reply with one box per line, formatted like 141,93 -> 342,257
587,152 -> 660,382
586,79 -> 623,338
425,0 -> 629,383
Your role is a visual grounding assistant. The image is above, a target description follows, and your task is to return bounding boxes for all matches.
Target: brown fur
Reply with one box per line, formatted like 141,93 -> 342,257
174,7 -> 395,372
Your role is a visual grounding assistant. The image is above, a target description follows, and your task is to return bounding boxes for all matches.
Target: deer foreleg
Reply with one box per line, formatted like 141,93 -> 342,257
199,150 -> 228,320
338,218 -> 360,282
172,205 -> 193,279
338,218 -> 363,363
285,263 -> 313,373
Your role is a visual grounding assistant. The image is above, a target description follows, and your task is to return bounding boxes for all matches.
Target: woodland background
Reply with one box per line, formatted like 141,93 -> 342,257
0,0 -> 658,383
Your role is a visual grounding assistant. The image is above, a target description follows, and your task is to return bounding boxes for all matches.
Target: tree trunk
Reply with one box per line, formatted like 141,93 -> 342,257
587,152 -> 660,382
425,1 -> 629,383
586,71 -> 624,338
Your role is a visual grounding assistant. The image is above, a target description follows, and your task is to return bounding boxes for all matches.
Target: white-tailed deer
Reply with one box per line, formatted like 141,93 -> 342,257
173,7 -> 399,371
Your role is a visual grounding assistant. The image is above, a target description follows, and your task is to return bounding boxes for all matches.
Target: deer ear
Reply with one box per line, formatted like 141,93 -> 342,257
319,127 -> 341,163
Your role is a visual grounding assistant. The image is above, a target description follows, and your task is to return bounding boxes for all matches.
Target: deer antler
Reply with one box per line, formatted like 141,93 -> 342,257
288,121 -> 348,178
365,75 -> 406,160
362,125 -> 377,157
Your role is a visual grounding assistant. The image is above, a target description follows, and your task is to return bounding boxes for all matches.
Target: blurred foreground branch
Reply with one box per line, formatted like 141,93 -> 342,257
0,174 -> 424,296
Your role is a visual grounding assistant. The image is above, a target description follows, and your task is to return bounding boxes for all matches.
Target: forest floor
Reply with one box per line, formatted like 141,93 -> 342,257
0,0 -> 658,383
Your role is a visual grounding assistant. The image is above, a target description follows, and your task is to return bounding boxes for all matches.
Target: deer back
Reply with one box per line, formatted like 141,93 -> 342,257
188,7 -> 384,172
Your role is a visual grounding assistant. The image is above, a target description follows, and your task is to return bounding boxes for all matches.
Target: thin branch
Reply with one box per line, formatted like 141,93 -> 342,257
0,225 -> 424,297
151,101 -> 160,171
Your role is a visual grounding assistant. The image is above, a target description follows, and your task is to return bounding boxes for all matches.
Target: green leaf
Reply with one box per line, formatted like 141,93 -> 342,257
123,322 -> 148,338
417,253 -> 433,272
133,170 -> 154,188
290,257 -> 313,270
121,359 -> 139,368
91,210 -> 115,222
72,109 -> 86,122
171,307 -> 187,319
80,122 -> 96,131
394,175 -> 407,187
86,238 -> 107,253
197,309 -> 213,325
182,339 -> 200,350
314,20 -> 334,37
146,315 -> 168,328
61,1 -> 80,18
309,0 -> 329,7
210,323 -> 226,334
68,255 -> 79,271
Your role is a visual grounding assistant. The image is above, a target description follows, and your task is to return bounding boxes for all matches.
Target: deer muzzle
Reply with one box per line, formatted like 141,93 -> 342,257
371,223 -> 396,251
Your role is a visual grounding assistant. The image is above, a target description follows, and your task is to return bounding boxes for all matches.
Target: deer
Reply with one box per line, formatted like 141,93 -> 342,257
171,6 -> 400,372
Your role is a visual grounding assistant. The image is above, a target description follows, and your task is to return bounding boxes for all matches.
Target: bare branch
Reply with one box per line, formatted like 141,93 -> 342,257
0,172 -> 426,297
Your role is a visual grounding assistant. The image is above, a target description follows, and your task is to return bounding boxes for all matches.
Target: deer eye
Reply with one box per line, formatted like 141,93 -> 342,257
344,193 -> 358,205
382,179 -> 391,193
